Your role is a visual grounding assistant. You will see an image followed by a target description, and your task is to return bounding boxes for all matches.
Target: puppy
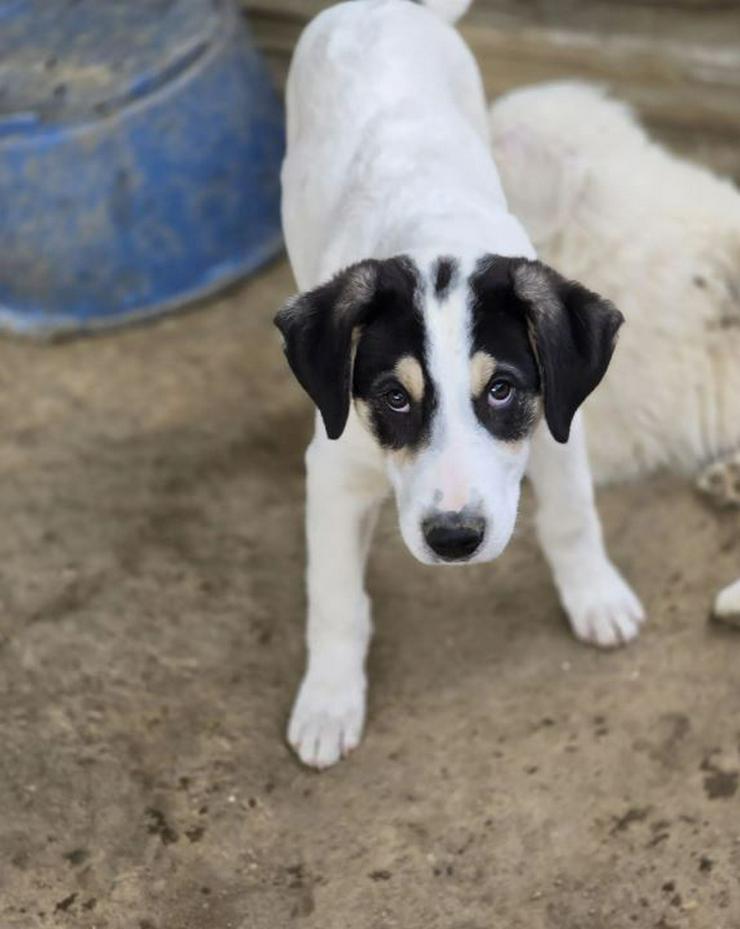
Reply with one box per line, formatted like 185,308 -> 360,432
276,2 -> 643,769
490,80 -> 740,625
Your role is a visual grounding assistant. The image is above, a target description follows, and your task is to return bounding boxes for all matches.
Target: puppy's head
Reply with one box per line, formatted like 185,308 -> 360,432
276,255 -> 622,565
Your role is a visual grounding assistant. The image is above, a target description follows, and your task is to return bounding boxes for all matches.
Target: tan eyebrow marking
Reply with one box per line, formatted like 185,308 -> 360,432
394,355 -> 425,403
470,351 -> 496,396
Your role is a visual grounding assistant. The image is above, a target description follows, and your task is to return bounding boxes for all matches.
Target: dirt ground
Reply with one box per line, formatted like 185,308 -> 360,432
0,259 -> 739,929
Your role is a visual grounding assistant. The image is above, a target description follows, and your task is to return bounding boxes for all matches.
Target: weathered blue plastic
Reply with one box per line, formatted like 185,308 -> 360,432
0,0 -> 285,336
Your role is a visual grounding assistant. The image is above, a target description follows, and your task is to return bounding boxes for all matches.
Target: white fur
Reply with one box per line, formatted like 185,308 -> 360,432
282,8 -> 641,768
714,579 -> 740,624
282,1 -> 533,290
490,81 -> 740,483
415,0 -> 472,22
490,81 -> 740,619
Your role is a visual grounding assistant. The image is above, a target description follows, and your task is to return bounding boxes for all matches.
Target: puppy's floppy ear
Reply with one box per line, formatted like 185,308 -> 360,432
274,261 -> 383,440
511,259 -> 623,443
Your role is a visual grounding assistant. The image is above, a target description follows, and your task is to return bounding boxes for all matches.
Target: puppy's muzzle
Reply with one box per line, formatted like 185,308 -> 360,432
422,511 -> 486,562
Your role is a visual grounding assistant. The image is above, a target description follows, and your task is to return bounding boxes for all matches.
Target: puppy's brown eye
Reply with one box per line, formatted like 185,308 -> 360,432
383,387 -> 410,413
488,379 -> 513,408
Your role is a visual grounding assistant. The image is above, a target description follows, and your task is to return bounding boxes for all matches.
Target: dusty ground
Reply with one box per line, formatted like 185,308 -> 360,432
0,259 -> 739,929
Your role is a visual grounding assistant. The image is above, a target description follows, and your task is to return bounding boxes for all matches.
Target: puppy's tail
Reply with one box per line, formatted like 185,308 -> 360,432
409,0 -> 473,23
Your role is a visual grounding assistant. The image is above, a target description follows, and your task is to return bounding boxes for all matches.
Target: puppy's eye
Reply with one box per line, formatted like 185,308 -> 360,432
487,379 -> 514,408
383,387 -> 411,413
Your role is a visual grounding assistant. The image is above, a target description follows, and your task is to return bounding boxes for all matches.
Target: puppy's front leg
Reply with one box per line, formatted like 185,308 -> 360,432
288,429 -> 388,769
527,412 -> 645,647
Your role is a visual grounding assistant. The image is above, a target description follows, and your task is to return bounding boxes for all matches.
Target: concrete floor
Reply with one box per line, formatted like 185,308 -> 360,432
1,259 -> 739,929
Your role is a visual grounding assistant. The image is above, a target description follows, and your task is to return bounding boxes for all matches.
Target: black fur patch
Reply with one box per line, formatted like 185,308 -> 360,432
469,258 -> 541,442
275,257 -> 422,440
433,257 -> 458,300
470,255 -> 623,443
353,264 -> 436,451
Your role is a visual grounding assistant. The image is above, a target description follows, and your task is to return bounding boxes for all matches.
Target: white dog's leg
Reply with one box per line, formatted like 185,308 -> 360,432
696,453 -> 740,628
527,412 -> 645,647
714,578 -> 740,626
696,450 -> 740,509
288,429 -> 388,769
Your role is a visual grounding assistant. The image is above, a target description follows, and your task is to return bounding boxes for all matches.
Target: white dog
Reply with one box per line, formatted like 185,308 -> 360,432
490,81 -> 740,626
276,1 -> 643,769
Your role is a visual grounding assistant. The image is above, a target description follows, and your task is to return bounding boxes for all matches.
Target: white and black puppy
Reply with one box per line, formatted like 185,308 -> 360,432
275,0 -> 644,769
489,81 -> 740,629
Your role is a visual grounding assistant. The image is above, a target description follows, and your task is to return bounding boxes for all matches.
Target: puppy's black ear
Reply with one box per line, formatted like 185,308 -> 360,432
274,261 -> 383,440
511,259 -> 623,443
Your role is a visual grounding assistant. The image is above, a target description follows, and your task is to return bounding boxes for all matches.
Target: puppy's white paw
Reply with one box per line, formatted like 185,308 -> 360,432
558,562 -> 645,649
713,578 -> 740,627
287,671 -> 366,769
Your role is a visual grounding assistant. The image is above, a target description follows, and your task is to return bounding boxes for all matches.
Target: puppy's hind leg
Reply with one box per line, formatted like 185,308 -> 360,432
527,412 -> 645,648
288,428 -> 388,769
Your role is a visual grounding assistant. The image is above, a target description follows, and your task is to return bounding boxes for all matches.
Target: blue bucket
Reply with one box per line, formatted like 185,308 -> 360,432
0,0 -> 285,336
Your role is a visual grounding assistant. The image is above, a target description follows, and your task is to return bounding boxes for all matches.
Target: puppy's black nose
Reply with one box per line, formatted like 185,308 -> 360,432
422,512 -> 485,561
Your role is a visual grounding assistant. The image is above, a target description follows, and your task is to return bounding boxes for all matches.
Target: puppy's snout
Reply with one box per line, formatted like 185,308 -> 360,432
422,512 -> 485,562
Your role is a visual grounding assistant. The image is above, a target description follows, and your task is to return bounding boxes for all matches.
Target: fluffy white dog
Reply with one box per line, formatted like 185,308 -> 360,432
276,3 -> 644,768
490,81 -> 740,624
